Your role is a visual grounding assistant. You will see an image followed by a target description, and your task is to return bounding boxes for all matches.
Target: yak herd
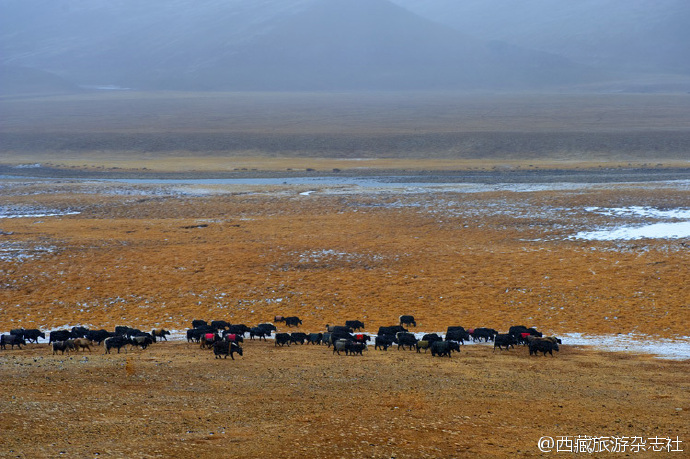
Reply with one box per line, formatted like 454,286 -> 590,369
0,325 -> 170,355
1,314 -> 562,359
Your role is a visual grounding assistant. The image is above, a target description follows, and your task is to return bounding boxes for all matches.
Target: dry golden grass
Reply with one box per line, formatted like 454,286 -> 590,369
1,181 -> 687,338
1,178 -> 688,458
0,341 -> 687,458
1,90 -> 689,457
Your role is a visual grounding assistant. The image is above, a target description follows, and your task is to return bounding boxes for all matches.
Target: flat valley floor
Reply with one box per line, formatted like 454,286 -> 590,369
0,175 -> 688,458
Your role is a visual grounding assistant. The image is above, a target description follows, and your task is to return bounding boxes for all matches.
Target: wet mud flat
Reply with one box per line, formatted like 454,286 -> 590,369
2,163 -> 690,183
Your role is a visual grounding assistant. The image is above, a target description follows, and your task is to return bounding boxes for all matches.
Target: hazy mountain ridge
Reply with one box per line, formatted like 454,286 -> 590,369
391,0 -> 690,75
0,0 -> 686,92
195,0 -> 592,91
0,0 -> 318,87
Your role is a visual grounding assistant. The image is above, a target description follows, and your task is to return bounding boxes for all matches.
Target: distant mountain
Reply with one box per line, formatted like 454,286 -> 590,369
0,0 -> 316,89
0,65 -> 81,95
0,0 -> 620,92
392,0 -> 690,75
183,0 -> 597,91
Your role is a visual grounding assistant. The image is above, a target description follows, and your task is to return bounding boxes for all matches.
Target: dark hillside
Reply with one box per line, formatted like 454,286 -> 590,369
0,0 -> 598,91
215,0 -> 591,90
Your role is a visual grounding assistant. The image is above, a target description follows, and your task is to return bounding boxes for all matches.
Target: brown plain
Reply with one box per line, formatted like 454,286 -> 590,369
0,92 -> 688,458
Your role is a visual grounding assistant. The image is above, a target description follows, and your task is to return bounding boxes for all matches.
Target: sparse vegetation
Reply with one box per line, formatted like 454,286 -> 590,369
1,92 -> 689,173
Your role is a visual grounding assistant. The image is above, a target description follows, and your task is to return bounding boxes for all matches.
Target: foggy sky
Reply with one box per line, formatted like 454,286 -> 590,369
1,0 -> 688,93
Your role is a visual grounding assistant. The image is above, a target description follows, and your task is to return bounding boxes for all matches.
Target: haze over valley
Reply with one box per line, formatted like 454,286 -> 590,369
2,0 -> 689,93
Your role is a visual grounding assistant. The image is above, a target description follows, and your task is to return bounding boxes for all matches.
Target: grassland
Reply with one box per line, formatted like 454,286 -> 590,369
0,91 -> 688,458
0,180 -> 689,458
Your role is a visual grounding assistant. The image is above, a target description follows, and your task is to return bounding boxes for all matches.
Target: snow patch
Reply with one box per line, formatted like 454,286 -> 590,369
573,221 -> 690,241
560,333 -> 690,360
0,205 -> 80,219
573,206 -> 690,240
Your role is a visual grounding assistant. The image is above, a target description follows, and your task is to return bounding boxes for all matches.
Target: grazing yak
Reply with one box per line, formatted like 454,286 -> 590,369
49,329 -> 73,343
71,326 -> 89,338
374,335 -> 394,351
469,327 -> 497,342
307,333 -> 323,345
210,320 -> 230,330
151,329 -> 171,341
527,335 -> 562,345
345,320 -> 365,331
431,340 -> 459,357
11,328 -> 45,343
284,316 -> 302,327
132,335 -> 154,350
396,332 -> 417,350
399,315 -> 416,327
52,340 -> 73,355
290,332 -> 309,344
104,336 -> 130,354
213,340 -> 243,360
222,332 -> 243,344
421,333 -> 443,345
416,340 -> 431,353
257,323 -> 277,332
275,333 -> 292,347
445,329 -> 470,344
529,338 -> 560,356
200,333 -> 220,349
332,339 -> 366,356
249,327 -> 271,341
509,325 -> 542,344
377,325 -> 407,337
73,338 -> 94,352
191,319 -> 208,329
493,334 -> 517,351
227,324 -> 252,337
1,334 -> 26,350
86,329 -> 113,344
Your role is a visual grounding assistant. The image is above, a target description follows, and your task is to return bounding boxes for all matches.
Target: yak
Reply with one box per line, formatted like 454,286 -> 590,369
213,340 -> 243,360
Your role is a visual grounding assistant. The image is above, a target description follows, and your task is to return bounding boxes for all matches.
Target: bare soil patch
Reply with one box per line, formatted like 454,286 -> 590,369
1,341 -> 688,458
